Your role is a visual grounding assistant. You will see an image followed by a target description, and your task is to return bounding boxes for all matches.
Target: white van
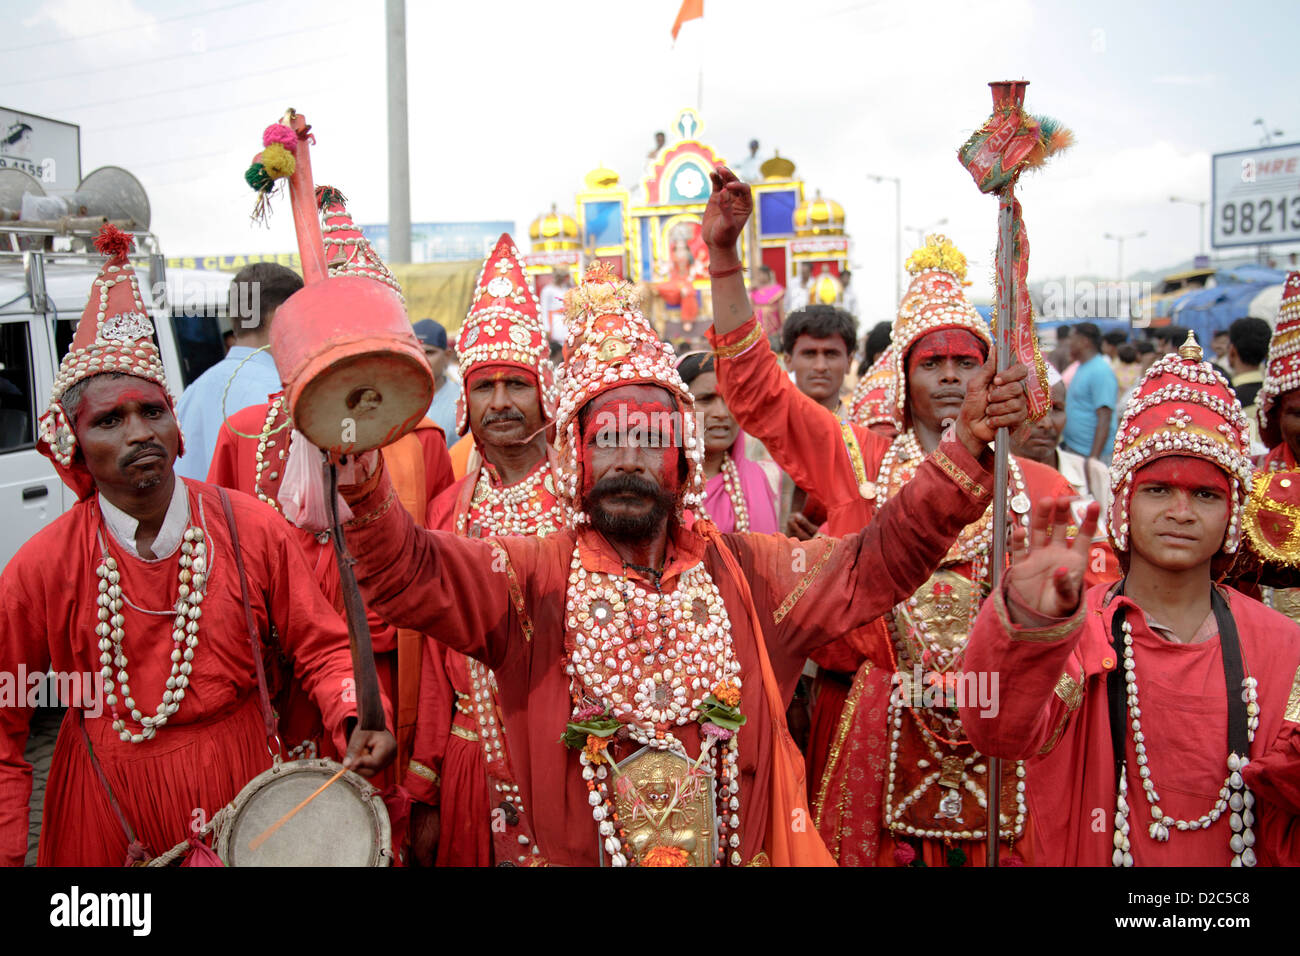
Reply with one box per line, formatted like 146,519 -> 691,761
0,232 -> 229,573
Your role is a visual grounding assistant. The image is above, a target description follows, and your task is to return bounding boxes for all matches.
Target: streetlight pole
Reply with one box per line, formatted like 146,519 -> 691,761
1104,230 -> 1146,281
867,173 -> 902,307
1169,196 -> 1207,257
905,218 -> 949,251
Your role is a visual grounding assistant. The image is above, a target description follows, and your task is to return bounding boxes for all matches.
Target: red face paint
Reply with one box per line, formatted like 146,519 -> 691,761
465,364 -> 537,390
74,379 -> 170,431
906,329 -> 987,376
581,394 -> 682,496
1133,456 -> 1230,497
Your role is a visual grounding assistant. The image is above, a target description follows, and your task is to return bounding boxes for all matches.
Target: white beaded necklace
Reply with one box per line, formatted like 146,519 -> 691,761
565,548 -> 744,865
718,455 -> 749,533
457,462 -> 559,538
1111,617 -> 1258,866
96,526 -> 207,743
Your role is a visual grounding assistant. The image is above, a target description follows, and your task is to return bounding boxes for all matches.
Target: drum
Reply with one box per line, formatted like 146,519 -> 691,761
215,758 -> 392,867
270,275 -> 432,455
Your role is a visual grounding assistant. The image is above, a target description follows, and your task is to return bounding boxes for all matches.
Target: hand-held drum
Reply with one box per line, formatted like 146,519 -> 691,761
267,111 -> 433,454
216,758 -> 393,867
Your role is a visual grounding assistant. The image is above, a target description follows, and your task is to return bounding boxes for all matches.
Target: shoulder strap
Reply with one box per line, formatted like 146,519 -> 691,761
74,709 -> 151,864
217,487 -> 281,758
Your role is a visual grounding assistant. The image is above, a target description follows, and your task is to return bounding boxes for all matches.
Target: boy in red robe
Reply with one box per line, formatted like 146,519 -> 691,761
0,226 -> 393,867
960,333 -> 1300,865
332,261 -> 1033,866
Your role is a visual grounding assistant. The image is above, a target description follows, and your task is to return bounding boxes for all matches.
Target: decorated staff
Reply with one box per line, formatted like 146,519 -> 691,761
957,79 -> 1071,866
246,109 -> 436,741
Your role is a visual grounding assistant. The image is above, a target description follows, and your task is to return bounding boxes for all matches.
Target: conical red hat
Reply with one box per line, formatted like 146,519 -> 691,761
1108,332 -> 1252,555
1257,271 -> 1300,443
35,223 -> 175,494
851,347 -> 899,430
317,185 -> 405,302
454,234 -> 552,435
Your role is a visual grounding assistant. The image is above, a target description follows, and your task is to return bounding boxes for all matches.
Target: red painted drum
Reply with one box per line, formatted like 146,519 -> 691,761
267,111 -> 433,454
270,276 -> 432,453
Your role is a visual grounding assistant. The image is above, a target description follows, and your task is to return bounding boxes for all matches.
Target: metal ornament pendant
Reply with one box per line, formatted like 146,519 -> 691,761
1010,492 -> 1032,515
602,745 -> 717,867
937,788 -> 963,820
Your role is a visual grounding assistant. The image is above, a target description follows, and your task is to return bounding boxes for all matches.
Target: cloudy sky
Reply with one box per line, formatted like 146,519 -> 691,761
3,0 -> 1296,320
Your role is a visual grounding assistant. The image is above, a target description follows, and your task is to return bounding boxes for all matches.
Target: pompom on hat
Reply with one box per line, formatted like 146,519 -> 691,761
36,223 -> 180,499
1256,271 -> 1300,449
1108,331 -> 1253,556
553,261 -> 704,526
889,235 -> 991,419
453,233 -> 555,437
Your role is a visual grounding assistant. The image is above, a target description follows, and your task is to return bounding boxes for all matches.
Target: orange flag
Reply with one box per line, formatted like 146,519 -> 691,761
672,0 -> 703,40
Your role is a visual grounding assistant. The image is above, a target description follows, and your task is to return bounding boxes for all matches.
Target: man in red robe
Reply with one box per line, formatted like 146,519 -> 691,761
331,258 -> 1033,866
960,333 -> 1300,865
0,226 -> 392,867
704,172 -> 1073,865
408,234 -> 561,867
206,190 -> 452,793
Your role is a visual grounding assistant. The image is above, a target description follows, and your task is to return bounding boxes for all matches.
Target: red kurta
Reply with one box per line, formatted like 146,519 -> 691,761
339,430 -> 995,865
207,400 -> 454,782
959,582 -> 1300,865
707,318 -> 889,798
0,481 -> 368,866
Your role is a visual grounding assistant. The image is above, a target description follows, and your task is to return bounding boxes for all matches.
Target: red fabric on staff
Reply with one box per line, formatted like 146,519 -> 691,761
671,0 -> 703,40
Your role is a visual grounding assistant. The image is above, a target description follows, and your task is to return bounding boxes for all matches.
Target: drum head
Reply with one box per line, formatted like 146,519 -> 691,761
218,760 -> 391,867
293,350 -> 432,454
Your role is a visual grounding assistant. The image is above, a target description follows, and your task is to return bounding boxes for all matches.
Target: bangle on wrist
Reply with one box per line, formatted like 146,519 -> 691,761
708,263 -> 744,279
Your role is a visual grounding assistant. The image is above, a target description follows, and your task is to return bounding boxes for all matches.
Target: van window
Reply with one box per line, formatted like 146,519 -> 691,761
0,321 -> 36,451
172,312 -> 226,387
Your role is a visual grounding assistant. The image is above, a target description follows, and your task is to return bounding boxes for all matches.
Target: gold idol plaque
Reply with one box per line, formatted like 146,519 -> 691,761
604,746 -> 717,867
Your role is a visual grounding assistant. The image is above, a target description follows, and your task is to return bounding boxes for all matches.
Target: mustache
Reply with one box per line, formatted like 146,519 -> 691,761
587,473 -> 664,500
121,443 -> 166,467
482,409 -> 526,426
930,388 -> 966,402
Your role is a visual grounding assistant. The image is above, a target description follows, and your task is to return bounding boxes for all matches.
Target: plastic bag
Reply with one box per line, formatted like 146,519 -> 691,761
278,429 -> 353,532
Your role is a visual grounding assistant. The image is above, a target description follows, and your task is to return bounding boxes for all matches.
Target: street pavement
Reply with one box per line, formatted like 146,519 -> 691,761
23,707 -> 63,867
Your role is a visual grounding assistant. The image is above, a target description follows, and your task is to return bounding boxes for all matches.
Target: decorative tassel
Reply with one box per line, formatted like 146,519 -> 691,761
92,222 -> 134,261
181,838 -> 225,867
260,142 -> 296,180
244,163 -> 272,192
315,184 -> 348,211
1024,115 -> 1075,169
946,847 -> 967,867
999,850 -> 1025,866
262,122 -> 298,155
893,841 -> 917,865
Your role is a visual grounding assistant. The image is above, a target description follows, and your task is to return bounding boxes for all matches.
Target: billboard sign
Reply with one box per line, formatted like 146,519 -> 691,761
1211,142 -> 1300,249
360,221 -> 514,263
0,107 -> 80,191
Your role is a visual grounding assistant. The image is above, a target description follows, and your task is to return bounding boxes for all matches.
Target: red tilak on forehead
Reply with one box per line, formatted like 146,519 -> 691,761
1134,456 -> 1230,495
907,329 -> 987,374
466,365 -> 537,388
74,380 -> 169,428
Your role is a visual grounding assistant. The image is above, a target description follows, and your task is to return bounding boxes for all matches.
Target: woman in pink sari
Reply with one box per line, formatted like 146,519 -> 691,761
750,265 -> 785,342
677,352 -> 779,533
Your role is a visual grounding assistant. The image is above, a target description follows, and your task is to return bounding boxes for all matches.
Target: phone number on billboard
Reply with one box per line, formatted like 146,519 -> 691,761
1220,195 -> 1300,236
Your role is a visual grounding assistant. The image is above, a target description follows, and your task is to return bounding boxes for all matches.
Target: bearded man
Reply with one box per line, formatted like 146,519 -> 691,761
328,260 -> 1030,866
0,226 -> 392,867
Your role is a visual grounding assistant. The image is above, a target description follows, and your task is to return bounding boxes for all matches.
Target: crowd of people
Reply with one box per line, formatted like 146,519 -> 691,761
4,167 -> 1300,869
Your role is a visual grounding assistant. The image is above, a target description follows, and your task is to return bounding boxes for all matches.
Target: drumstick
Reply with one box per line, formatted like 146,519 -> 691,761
248,765 -> 347,852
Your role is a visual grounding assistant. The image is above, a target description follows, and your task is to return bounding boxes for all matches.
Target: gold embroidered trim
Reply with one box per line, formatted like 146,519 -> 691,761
712,319 -> 764,360
1285,664 -> 1300,724
348,489 -> 396,529
407,759 -> 440,785
813,662 -> 869,830
931,447 -> 988,499
1038,670 -> 1085,755
994,586 -> 1085,643
744,851 -> 771,866
491,539 -> 534,642
839,421 -> 873,499
451,724 -> 480,742
1244,471 -> 1300,567
773,540 -> 836,625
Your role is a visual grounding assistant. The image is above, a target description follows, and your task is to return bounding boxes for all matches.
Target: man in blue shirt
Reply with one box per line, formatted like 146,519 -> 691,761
413,318 -> 462,440
174,263 -> 300,479
1062,322 -> 1119,487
